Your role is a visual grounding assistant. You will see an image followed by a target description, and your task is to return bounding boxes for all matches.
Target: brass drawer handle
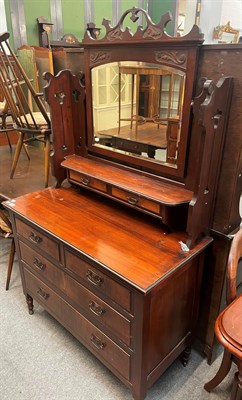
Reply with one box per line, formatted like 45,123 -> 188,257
37,288 -> 49,300
81,177 -> 90,185
127,196 -> 139,205
89,300 -> 105,316
90,334 -> 105,350
33,258 -> 46,271
29,231 -> 42,244
86,269 -> 104,286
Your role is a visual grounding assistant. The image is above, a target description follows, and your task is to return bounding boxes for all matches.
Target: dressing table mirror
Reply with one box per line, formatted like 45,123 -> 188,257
4,7 -> 234,400
83,8 -> 203,179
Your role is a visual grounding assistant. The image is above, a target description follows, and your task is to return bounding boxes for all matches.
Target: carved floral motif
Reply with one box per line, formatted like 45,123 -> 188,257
90,51 -> 111,66
107,29 -> 123,42
155,51 -> 187,67
143,26 -> 163,40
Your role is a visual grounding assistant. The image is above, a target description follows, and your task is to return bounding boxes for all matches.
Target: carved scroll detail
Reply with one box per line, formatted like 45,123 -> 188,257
155,51 -> 187,67
90,51 -> 111,66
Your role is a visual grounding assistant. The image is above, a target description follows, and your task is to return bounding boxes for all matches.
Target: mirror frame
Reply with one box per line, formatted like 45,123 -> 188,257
82,7 -> 204,179
213,21 -> 240,44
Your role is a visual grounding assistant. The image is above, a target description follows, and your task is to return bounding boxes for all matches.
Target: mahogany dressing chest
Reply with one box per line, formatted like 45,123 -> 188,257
4,8 -> 235,400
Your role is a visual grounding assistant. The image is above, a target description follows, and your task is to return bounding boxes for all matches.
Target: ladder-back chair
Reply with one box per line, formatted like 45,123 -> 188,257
204,228 -> 242,399
0,32 -> 51,188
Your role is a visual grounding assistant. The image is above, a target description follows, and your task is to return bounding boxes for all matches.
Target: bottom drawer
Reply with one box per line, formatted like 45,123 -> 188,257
23,268 -> 130,381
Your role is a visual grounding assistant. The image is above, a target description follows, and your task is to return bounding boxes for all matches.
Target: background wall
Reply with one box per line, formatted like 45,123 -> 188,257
200,0 -> 242,43
2,0 -> 242,50
3,0 -> 174,50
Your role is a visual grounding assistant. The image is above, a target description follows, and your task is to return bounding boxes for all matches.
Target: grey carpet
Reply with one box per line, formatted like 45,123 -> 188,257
0,239 -> 236,400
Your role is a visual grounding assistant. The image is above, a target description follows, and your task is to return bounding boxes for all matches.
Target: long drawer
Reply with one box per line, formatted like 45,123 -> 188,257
19,241 -> 131,346
16,218 -> 60,261
23,267 -> 130,381
65,249 -> 132,313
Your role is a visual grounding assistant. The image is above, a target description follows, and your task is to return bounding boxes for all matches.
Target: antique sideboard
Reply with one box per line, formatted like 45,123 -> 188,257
4,8 -> 239,400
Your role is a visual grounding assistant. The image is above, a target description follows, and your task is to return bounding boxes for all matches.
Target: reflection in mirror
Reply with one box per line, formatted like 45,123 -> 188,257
92,62 -> 186,165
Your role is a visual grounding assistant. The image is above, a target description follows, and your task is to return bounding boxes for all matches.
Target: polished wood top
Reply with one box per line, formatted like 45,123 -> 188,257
62,156 -> 193,205
4,187 -> 211,292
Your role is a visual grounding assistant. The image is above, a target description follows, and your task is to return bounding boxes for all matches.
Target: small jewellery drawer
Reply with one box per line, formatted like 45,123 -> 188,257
64,274 -> 131,346
65,249 -> 131,313
24,268 -> 130,381
16,219 -> 60,261
19,241 -> 63,286
111,187 -> 160,215
68,170 -> 107,192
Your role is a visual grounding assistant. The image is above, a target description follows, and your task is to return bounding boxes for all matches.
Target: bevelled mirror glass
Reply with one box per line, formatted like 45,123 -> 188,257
92,61 -> 185,164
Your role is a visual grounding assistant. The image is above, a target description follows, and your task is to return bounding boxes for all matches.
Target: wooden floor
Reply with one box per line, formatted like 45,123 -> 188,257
0,143 -> 55,201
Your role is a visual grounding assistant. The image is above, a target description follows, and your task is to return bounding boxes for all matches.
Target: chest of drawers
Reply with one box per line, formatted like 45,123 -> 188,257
5,187 -> 212,400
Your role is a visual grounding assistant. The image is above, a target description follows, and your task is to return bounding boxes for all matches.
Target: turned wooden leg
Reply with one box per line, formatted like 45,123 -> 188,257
5,239 -> 15,291
181,346 -> 191,366
26,294 -> 34,315
204,349 -> 232,392
10,132 -> 25,179
131,386 -> 146,400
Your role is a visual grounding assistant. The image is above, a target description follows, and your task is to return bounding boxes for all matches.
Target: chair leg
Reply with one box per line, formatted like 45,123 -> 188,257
10,132 -> 25,179
23,143 -> 30,160
230,361 -> 242,400
5,132 -> 12,149
5,238 -> 15,291
44,134 -> 51,188
204,349 -> 232,392
0,115 -> 12,149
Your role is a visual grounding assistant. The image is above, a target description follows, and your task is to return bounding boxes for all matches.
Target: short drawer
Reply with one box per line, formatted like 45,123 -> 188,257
64,274 -> 131,346
24,268 -> 130,381
19,241 -> 63,286
16,218 -> 60,261
69,170 -> 107,192
111,187 -> 160,214
65,249 -> 131,313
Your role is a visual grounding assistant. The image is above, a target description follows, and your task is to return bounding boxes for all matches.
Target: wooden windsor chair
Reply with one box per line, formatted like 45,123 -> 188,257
0,32 -> 52,188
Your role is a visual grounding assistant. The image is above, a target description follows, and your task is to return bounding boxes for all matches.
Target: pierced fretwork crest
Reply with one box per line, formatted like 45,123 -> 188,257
83,7 -> 203,44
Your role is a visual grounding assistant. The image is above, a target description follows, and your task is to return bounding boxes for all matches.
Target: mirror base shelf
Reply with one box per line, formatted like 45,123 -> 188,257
62,155 -> 193,230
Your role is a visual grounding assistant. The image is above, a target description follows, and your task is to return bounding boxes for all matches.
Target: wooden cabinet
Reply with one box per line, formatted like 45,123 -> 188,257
195,44 -> 242,363
4,7 -> 237,400
6,187 -> 212,399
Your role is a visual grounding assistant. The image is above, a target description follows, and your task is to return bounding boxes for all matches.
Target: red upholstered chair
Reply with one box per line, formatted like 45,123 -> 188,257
204,228 -> 242,399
